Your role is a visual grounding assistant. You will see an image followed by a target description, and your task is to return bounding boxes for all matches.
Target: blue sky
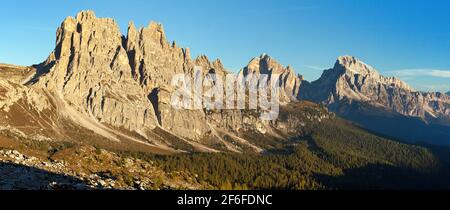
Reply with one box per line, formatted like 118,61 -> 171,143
1,0 -> 450,92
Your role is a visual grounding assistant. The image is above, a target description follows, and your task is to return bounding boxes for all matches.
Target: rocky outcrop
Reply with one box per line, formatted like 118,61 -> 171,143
0,146 -> 203,190
301,56 -> 450,124
0,64 -> 49,113
7,10 -> 447,148
13,10 -> 322,152
300,55 -> 450,145
239,54 -> 303,104
124,20 -> 231,140
32,11 -> 158,137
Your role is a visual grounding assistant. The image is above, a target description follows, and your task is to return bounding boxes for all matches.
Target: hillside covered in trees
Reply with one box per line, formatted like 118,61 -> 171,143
140,119 -> 450,190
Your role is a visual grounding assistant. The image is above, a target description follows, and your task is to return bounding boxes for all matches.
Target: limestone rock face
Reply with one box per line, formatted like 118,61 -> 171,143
125,21 -> 229,90
301,56 -> 450,123
2,10 -> 333,152
0,64 -> 49,113
239,54 -> 303,103
24,11 -> 275,150
124,21 -> 231,140
33,11 -> 158,134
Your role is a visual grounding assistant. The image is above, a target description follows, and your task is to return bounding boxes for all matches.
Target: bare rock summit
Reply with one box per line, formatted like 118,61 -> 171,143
4,10 -> 320,153
240,54 -> 303,103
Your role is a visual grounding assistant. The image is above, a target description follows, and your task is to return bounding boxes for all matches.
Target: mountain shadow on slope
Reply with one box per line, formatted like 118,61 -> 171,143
0,162 -> 91,190
329,100 -> 450,146
317,163 -> 450,190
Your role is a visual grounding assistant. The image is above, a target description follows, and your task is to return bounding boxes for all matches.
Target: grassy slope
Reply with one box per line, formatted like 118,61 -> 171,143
0,108 -> 447,190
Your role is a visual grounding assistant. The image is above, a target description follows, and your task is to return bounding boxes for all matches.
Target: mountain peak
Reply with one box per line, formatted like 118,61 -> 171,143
33,11 -> 158,137
75,10 -> 97,21
247,54 -> 288,74
128,21 -> 137,32
259,53 -> 271,59
247,53 -> 271,65
195,55 -> 211,66
148,21 -> 164,32
241,54 -> 303,103
337,55 -> 357,62
335,55 -> 378,76
334,55 -> 414,91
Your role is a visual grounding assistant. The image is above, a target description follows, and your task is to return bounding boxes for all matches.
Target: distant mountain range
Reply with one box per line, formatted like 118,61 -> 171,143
0,10 -> 448,152
2,10 -> 450,190
299,56 -> 450,145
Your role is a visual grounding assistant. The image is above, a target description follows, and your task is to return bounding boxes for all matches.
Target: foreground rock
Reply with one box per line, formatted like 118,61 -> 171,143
0,146 -> 203,190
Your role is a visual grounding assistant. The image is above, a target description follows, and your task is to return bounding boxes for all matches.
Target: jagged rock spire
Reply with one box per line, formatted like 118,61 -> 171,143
36,11 -> 232,141
34,11 -> 158,137
240,54 -> 303,103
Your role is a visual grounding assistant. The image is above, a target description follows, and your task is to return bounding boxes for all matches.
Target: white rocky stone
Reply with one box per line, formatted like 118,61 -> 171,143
301,55 -> 450,123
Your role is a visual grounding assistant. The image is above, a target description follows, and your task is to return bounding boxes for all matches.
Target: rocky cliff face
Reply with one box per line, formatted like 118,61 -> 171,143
4,11 -> 324,153
300,56 -> 450,144
239,54 -> 303,104
0,11 -> 450,148
301,56 -> 450,124
25,11 -> 228,149
124,20 -> 231,141
11,10 -> 448,150
31,11 -> 158,139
